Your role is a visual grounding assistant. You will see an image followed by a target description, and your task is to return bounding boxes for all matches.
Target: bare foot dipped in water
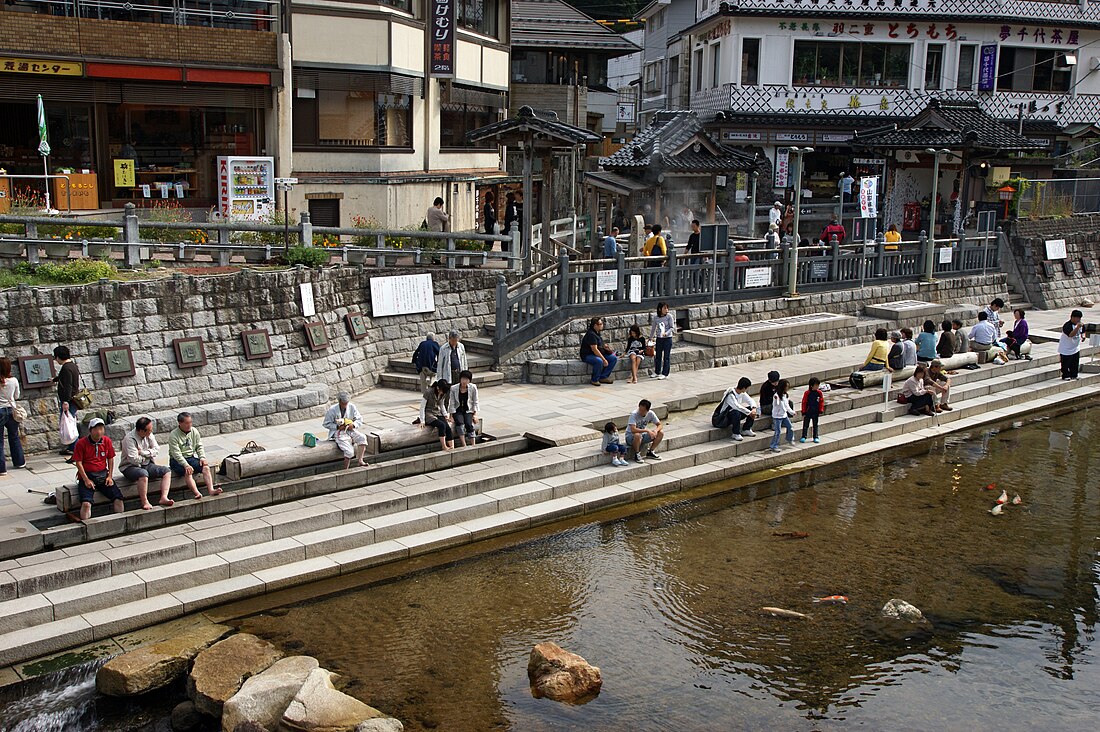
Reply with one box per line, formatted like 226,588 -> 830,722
191,490 -> 202,500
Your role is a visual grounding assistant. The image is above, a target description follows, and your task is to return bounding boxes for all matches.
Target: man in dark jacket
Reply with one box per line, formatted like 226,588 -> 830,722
412,333 -> 440,396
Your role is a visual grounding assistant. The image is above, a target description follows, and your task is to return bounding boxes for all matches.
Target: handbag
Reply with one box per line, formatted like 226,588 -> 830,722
72,387 -> 93,411
241,440 -> 266,454
12,404 -> 27,423
896,393 -> 908,404
302,433 -> 318,448
644,340 -> 656,358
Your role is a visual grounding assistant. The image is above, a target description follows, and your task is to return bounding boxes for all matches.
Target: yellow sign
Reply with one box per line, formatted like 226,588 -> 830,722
0,57 -> 83,76
114,159 -> 136,188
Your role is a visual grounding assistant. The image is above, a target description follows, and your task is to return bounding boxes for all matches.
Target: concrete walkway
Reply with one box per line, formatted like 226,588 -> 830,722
0,306 -> 1084,531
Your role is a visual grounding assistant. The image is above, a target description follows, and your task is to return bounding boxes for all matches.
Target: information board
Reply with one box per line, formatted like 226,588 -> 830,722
596,269 -> 617,292
369,273 -> 436,317
299,283 -> 316,317
938,247 -> 953,264
699,223 -> 729,252
744,267 -> 772,288
1045,238 -> 1067,260
629,274 -> 642,303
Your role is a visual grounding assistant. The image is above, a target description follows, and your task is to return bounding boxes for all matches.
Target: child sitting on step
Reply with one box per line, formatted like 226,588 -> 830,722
602,422 -> 629,467
334,418 -> 368,469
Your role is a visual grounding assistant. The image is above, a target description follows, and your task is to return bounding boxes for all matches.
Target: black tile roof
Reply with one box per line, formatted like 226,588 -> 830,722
852,99 -> 1046,151
601,111 -> 758,173
714,111 -> 908,130
466,106 -> 602,145
512,0 -> 641,55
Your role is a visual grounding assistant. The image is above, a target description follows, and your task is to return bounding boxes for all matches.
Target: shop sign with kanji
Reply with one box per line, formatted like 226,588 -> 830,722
776,21 -> 1080,44
430,0 -> 455,79
0,57 -> 83,77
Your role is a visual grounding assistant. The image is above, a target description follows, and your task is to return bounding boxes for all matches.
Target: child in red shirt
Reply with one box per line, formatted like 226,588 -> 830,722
800,377 -> 826,444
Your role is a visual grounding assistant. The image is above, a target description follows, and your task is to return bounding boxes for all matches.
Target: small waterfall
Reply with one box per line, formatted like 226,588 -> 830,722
0,659 -> 106,732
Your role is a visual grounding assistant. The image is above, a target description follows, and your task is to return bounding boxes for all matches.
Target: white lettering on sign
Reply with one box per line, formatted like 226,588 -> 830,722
744,267 -> 773,288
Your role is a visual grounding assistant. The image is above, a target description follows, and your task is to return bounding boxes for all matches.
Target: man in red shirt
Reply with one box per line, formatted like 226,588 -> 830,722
73,417 -> 124,520
820,215 -> 846,245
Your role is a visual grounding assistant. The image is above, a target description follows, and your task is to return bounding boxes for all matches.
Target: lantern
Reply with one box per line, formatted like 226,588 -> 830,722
998,185 -> 1017,219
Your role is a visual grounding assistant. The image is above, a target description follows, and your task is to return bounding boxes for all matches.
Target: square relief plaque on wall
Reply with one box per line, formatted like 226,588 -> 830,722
241,329 -> 273,361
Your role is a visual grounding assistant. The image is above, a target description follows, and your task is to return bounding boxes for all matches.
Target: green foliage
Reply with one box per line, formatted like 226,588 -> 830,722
236,209 -> 298,245
146,259 -> 163,269
0,259 -> 117,288
286,245 -> 331,268
139,202 -> 207,244
455,239 -> 489,252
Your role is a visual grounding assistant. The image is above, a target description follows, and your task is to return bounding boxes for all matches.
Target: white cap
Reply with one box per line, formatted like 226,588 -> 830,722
88,418 -> 105,429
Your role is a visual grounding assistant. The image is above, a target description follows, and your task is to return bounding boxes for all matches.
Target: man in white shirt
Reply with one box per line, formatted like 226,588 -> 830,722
981,297 -> 1005,338
119,416 -> 174,511
769,201 -> 783,227
720,377 -> 759,441
1058,309 -> 1085,380
626,399 -> 664,463
969,311 -> 998,349
323,392 -> 362,440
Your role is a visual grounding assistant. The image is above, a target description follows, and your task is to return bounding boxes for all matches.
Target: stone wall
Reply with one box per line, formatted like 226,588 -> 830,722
2,266 -> 500,453
501,273 -> 1009,382
1008,216 -> 1100,309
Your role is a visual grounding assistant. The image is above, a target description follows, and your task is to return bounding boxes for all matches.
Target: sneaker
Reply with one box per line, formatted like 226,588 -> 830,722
590,381 -> 602,386
813,437 -> 821,443
599,378 -> 614,384
645,450 -> 661,460
770,446 -> 782,453
799,437 -> 807,443
649,372 -> 658,379
658,374 -> 667,380
742,429 -> 756,437
634,454 -> 645,464
732,433 -> 743,442
1024,355 -> 1033,361
941,405 -> 953,411
787,439 -> 795,446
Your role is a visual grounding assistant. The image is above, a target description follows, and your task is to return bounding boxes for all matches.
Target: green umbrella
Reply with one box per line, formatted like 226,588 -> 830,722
37,94 -> 50,156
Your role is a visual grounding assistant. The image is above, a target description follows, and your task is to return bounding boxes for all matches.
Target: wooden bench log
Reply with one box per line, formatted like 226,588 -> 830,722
368,421 -> 484,454
58,471 -> 208,513
223,443 -> 343,481
848,352 -> 978,389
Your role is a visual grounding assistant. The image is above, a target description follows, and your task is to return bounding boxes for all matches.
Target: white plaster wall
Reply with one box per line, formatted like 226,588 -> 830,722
293,15 -> 391,68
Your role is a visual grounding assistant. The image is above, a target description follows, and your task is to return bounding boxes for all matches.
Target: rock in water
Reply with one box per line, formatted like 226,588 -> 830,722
527,642 -> 603,704
170,700 -> 203,732
96,624 -> 234,697
281,668 -> 385,732
221,655 -> 319,732
187,633 -> 283,718
881,598 -> 926,623
355,720 -> 405,732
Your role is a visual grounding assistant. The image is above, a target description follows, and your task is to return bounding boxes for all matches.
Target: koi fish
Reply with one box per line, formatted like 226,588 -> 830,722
812,595 -> 849,604
1012,494 -> 1022,505
762,607 -> 810,620
996,490 -> 1008,505
989,503 -> 1004,516
983,483 -> 998,491
772,531 -> 810,540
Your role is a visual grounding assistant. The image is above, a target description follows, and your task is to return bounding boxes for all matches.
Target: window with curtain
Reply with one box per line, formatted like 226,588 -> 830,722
293,89 -> 412,148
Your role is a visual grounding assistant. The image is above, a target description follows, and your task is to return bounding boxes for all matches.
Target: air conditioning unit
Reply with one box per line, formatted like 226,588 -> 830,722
896,150 -> 919,162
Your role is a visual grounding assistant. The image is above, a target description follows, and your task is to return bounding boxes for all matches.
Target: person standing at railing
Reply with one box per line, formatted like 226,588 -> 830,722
884,223 -> 902,251
649,302 -> 676,380
426,197 -> 449,232
819,215 -> 846,246
483,191 -> 497,235
642,224 -> 667,268
602,227 -> 621,262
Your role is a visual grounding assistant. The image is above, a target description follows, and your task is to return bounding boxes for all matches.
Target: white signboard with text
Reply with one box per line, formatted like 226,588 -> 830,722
938,247 -> 953,264
299,283 -> 316,317
744,267 -> 773,288
774,148 -> 790,188
1045,238 -> 1067,260
859,177 -> 878,218
369,273 -> 436,317
629,274 -> 642,303
596,269 -> 617,292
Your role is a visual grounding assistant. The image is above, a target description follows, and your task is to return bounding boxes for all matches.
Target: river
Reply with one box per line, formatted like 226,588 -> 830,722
2,406 -> 1097,731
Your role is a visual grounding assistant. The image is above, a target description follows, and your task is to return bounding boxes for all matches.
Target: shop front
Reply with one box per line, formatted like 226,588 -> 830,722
0,68 -> 271,211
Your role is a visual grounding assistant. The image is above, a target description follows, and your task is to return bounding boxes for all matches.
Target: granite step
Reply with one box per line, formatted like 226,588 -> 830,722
378,369 -> 505,391
384,352 -> 495,375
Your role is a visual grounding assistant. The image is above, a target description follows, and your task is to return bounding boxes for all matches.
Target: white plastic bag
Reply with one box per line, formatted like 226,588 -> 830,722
59,411 -> 79,445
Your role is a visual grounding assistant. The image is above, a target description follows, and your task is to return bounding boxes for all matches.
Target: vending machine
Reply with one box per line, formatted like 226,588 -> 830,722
217,156 -> 275,221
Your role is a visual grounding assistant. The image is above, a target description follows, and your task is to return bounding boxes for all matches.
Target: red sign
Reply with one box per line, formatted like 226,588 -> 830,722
430,0 -> 455,78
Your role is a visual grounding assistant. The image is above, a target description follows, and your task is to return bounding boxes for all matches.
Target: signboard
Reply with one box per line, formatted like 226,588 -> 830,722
723,131 -> 763,141
615,103 -> 635,123
978,45 -> 997,91
858,176 -> 879,218
976,210 -> 997,233
300,283 -> 316,317
810,261 -> 829,279
774,147 -> 790,188
1045,238 -> 1067,260
851,217 -> 877,242
369,273 -> 436,317
744,267 -> 772,288
821,133 -> 853,143
699,223 -> 729,252
596,269 -> 617,292
429,0 -> 455,78
629,274 -> 642,303
775,132 -> 811,142
0,57 -> 82,76
938,247 -> 954,264
853,157 -> 886,166
113,159 -> 135,188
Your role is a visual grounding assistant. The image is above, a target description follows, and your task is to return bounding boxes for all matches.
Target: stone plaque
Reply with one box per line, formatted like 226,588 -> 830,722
172,337 -> 207,369
17,355 -> 55,389
99,345 -> 136,379
241,329 -> 273,361
303,321 -> 329,352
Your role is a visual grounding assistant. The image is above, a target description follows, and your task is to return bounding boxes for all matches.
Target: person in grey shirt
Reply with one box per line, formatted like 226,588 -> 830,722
426,197 -> 449,232
626,399 -> 664,463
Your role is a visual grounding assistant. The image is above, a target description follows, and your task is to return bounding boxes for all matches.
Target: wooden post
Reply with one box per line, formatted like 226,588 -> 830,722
522,136 -> 534,276
540,151 -> 553,258
708,174 -> 717,223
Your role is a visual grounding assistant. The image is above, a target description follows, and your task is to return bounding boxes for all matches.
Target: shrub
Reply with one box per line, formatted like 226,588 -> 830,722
236,209 -> 298,246
139,201 -> 207,244
17,259 -> 117,284
286,245 -> 331,268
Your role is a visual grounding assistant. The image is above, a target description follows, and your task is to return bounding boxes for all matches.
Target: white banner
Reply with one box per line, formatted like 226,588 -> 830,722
596,269 -> 617,292
369,273 -> 436,317
774,148 -> 790,188
744,267 -> 772,288
859,177 -> 878,218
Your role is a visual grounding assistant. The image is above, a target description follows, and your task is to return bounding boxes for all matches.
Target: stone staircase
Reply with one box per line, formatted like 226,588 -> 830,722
0,344 -> 1095,668
377,334 -> 504,391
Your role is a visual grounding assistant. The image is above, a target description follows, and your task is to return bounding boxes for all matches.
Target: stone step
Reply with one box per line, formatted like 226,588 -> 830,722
461,336 -> 496,356
385,353 -> 495,375
378,369 -> 505,391
1,372 -> 1095,665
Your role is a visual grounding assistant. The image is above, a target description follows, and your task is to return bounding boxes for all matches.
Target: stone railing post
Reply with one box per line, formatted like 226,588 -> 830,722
616,249 -> 626,300
376,233 -> 386,267
666,245 -> 677,297
919,230 -> 930,280
830,235 -> 841,280
25,222 -> 40,264
216,225 -> 231,267
300,211 -> 313,248
510,221 -> 522,272
123,202 -> 141,268
446,235 -> 456,270
494,274 -> 507,358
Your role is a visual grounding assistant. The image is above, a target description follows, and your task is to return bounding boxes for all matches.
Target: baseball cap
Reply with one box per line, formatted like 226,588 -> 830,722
88,418 -> 105,428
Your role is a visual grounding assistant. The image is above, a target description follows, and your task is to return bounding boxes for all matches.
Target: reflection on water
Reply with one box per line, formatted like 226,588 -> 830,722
237,406 -> 1091,730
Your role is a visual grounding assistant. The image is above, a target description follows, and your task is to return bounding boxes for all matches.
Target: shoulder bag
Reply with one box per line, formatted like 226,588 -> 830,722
12,404 -> 28,423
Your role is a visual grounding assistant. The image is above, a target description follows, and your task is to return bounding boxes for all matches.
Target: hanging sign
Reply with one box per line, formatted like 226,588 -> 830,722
744,267 -> 773,288
938,247 -> 953,264
978,45 -> 998,91
429,0 -> 456,78
775,147 -> 790,188
596,270 -> 617,292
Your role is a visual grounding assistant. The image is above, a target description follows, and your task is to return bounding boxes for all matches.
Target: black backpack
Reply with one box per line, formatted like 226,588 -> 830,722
711,391 -> 735,429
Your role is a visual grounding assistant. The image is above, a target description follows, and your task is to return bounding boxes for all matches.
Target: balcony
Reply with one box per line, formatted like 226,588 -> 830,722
697,83 -> 1100,128
0,0 -> 278,67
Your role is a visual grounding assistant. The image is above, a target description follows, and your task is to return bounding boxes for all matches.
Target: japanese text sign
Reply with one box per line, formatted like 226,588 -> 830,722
430,0 -> 456,78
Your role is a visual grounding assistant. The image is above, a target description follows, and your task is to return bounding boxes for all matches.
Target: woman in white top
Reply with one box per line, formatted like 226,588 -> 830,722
901,365 -> 936,416
0,357 -> 26,474
447,369 -> 481,448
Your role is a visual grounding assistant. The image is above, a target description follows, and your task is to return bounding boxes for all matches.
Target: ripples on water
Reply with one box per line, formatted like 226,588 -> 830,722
5,408 -> 1096,732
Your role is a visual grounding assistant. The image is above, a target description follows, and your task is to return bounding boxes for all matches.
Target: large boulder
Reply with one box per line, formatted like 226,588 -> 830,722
280,668 -> 385,732
187,633 -> 283,718
171,700 -> 204,732
96,623 -> 234,697
222,656 -> 319,732
527,642 -> 602,704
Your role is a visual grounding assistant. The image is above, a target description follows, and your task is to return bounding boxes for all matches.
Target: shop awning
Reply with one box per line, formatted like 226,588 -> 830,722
584,170 -> 649,196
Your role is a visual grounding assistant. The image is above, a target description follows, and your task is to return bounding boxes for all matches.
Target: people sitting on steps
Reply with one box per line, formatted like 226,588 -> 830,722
927,360 -> 953,412
580,316 -> 617,386
323,391 -> 362,440
887,331 -> 905,371
968,311 -> 1007,361
915,320 -> 938,363
952,319 -> 969,355
626,399 -> 663,464
1001,308 -> 1031,361
334,418 -> 368,469
759,370 -> 781,412
862,328 -> 891,372
420,379 -> 455,451
119,416 -> 174,511
73,417 -> 124,521
624,324 -> 646,385
899,327 -> 918,367
718,377 -> 759,441
901,365 -> 937,416
936,320 -> 955,359
169,412 -> 223,500
982,297 -> 1005,339
447,370 -> 481,448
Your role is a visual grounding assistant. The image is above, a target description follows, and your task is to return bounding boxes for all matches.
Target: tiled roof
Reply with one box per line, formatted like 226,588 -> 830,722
512,0 -> 640,55
714,111 -> 908,130
853,100 -> 1046,151
466,106 -> 602,145
601,111 -> 758,173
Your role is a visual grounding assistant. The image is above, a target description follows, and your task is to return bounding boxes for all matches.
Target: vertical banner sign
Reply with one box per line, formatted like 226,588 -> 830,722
978,45 -> 997,92
430,0 -> 455,78
859,177 -> 878,218
774,147 -> 790,189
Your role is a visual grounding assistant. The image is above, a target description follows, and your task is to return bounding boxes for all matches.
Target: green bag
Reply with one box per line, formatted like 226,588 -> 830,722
302,433 -> 318,448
